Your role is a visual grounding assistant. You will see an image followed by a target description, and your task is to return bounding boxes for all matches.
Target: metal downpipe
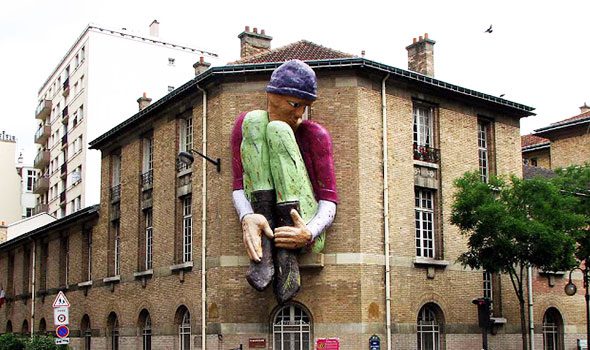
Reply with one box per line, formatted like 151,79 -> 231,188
381,73 -> 392,350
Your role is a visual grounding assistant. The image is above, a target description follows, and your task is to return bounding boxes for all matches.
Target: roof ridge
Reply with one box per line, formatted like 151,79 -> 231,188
232,39 -> 355,64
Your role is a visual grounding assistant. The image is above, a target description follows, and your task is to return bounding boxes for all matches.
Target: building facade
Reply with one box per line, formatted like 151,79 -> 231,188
0,131 -> 23,225
32,20 -> 217,219
2,30 -> 586,350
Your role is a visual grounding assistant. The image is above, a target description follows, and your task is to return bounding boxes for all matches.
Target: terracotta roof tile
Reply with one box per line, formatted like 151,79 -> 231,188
549,110 -> 590,127
521,134 -> 550,148
233,40 -> 355,64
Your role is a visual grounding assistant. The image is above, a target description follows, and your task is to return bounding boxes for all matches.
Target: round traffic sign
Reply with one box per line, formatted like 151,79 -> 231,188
57,314 -> 67,323
56,325 -> 70,338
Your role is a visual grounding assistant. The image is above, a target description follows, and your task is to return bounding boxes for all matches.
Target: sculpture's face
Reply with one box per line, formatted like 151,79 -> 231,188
267,93 -> 313,131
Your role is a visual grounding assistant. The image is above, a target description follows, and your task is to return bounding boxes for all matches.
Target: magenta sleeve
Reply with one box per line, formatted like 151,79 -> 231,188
231,112 -> 247,190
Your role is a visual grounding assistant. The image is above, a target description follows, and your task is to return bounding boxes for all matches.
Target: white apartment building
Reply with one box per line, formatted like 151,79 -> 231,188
17,162 -> 39,219
0,132 -> 23,225
33,20 -> 216,218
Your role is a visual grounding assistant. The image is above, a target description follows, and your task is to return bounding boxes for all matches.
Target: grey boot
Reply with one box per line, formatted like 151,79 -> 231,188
274,201 -> 301,303
246,190 -> 275,291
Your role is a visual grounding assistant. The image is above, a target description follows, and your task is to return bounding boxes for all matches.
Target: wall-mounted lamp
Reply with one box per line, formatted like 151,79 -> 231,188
178,149 -> 221,173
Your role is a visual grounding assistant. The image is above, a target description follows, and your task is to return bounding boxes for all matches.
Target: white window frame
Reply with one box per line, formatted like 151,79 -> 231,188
114,222 -> 121,276
179,310 -> 191,350
142,313 -> 152,350
112,154 -> 121,186
183,196 -> 193,263
413,105 -> 434,147
145,209 -> 153,270
417,305 -> 441,350
26,170 -> 36,192
415,188 -> 435,258
543,308 -> 563,350
483,271 -> 493,300
143,137 -> 154,173
478,121 -> 489,183
273,304 -> 311,350
179,117 -> 193,153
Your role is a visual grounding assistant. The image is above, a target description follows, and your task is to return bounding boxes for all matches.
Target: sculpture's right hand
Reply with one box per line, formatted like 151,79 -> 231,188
242,213 -> 273,262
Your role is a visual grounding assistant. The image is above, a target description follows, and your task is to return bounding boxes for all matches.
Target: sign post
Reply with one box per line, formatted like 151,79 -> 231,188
53,291 -> 71,345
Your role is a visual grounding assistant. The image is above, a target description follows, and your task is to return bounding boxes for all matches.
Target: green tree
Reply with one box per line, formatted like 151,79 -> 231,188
25,335 -> 62,350
451,172 -> 585,350
0,333 -> 25,350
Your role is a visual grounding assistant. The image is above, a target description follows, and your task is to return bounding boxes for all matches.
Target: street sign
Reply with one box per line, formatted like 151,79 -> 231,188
56,325 -> 70,339
55,338 -> 70,345
369,334 -> 381,350
53,306 -> 69,326
52,291 -> 70,308
316,338 -> 339,350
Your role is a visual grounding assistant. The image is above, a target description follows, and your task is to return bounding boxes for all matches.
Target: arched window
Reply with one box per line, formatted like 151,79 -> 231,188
21,320 -> 29,335
417,303 -> 444,350
107,312 -> 119,350
81,314 -> 91,350
6,320 -> 13,333
38,318 -> 47,335
272,303 -> 311,350
176,306 -> 191,350
543,307 -> 564,350
138,309 -> 152,350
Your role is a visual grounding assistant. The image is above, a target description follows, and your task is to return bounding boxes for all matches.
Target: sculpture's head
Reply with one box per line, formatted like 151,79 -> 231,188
266,60 -> 317,130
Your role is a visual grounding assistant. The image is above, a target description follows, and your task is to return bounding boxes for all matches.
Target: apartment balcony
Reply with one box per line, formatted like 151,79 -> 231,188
34,124 -> 51,144
62,106 -> 69,120
33,149 -> 50,169
62,78 -> 70,97
60,163 -> 67,179
413,144 -> 440,163
33,175 -> 49,195
35,100 -> 52,121
34,203 -> 49,215
110,184 -> 121,203
61,134 -> 68,148
141,170 -> 153,190
59,191 -> 66,206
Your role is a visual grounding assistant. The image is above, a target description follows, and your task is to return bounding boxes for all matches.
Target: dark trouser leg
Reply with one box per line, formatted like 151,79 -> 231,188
246,190 -> 275,291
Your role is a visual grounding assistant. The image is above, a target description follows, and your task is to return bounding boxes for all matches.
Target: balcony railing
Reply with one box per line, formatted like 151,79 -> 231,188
141,170 -> 153,189
413,144 -> 440,163
62,106 -> 69,118
33,149 -> 50,169
35,100 -> 52,120
110,184 -> 121,202
176,159 -> 191,172
62,78 -> 70,97
60,163 -> 67,178
60,191 -> 66,205
34,124 -> 51,144
34,203 -> 49,215
61,134 -> 68,147
33,175 -> 50,194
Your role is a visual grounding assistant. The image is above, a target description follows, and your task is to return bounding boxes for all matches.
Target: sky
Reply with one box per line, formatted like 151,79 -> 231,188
1,0 -> 589,165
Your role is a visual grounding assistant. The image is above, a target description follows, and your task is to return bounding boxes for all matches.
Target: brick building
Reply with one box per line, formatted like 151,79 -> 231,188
1,28 -> 586,350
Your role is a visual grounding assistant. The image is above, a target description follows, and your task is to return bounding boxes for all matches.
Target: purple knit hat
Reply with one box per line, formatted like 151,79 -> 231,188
266,60 -> 317,101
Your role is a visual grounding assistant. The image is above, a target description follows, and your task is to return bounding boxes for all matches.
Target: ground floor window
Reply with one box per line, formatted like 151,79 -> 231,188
543,307 -> 564,350
273,303 -> 311,350
81,314 -> 91,350
139,309 -> 152,350
417,303 -> 444,350
107,312 -> 119,350
177,306 -> 191,350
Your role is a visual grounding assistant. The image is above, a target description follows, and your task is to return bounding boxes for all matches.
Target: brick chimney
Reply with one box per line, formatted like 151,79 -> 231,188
238,26 -> 272,58
193,56 -> 211,76
406,33 -> 436,77
0,223 -> 6,244
580,102 -> 590,114
149,19 -> 160,37
137,93 -> 152,111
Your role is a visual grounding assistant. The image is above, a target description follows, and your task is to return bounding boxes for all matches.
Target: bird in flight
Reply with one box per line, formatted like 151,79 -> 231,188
485,25 -> 493,33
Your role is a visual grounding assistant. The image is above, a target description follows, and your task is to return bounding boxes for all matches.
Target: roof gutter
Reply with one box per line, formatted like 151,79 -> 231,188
534,117 -> 590,136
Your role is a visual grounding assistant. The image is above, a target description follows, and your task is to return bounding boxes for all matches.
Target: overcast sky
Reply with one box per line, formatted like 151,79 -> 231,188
1,0 -> 588,164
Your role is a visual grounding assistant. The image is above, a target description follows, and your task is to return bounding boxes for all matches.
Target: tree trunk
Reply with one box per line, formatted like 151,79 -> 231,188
519,298 -> 528,350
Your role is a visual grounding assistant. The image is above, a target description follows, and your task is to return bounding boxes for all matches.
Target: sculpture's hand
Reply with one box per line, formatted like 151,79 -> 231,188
242,214 -> 273,262
274,209 -> 312,249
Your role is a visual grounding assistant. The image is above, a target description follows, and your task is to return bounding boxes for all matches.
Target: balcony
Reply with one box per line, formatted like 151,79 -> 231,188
33,149 -> 50,169
60,163 -> 67,179
35,100 -> 52,121
33,175 -> 49,195
141,170 -> 153,190
62,106 -> 69,119
59,191 -> 66,206
62,78 -> 70,97
61,134 -> 68,147
34,124 -> 51,144
110,184 -> 121,203
413,144 -> 440,163
34,203 -> 49,215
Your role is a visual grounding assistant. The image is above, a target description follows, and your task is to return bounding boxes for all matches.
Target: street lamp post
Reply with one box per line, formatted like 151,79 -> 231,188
564,260 -> 589,345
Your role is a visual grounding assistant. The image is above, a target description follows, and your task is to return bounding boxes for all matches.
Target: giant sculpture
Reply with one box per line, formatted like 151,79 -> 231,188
231,60 -> 339,303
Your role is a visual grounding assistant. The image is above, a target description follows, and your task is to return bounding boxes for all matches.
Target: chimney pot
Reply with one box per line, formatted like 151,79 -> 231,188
149,19 -> 160,37
406,33 -> 436,77
261,29 -> 265,35
580,102 -> 590,113
137,93 -> 152,111
238,26 -> 272,58
253,27 -> 258,34
245,26 -> 250,32
193,57 -> 211,76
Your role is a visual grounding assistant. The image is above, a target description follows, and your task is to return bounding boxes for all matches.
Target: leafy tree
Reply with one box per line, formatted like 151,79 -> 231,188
0,333 -> 25,350
25,335 -> 62,350
451,172 -> 585,350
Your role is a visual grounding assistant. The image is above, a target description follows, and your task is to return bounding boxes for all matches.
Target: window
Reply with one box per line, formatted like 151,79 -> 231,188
74,196 -> 81,212
25,208 -> 34,217
60,236 -> 69,287
483,271 -> 492,300
83,229 -> 92,281
75,54 -> 80,68
168,58 -> 176,66
417,303 -> 444,350
180,118 -> 193,152
414,105 -> 434,147
415,188 -> 435,258
21,320 -> 29,335
79,105 -> 84,120
183,196 -> 193,263
543,308 -> 564,350
107,312 -> 119,350
477,121 -> 489,182
177,307 -> 191,350
38,318 -> 47,335
22,249 -> 30,295
273,304 -> 311,350
145,209 -> 153,270
81,46 -> 86,61
114,222 -> 121,276
26,170 -> 36,192
6,321 -> 12,333
112,153 -> 121,187
81,315 -> 91,350
139,310 -> 152,350
142,136 -> 154,188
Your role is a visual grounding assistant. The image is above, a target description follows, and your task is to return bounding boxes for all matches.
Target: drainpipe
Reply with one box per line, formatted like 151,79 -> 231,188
381,73 -> 392,350
197,85 -> 208,350
528,266 -> 535,350
30,239 -> 36,338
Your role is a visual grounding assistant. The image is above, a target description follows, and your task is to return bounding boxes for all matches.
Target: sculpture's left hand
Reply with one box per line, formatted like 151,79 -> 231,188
274,209 -> 312,249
